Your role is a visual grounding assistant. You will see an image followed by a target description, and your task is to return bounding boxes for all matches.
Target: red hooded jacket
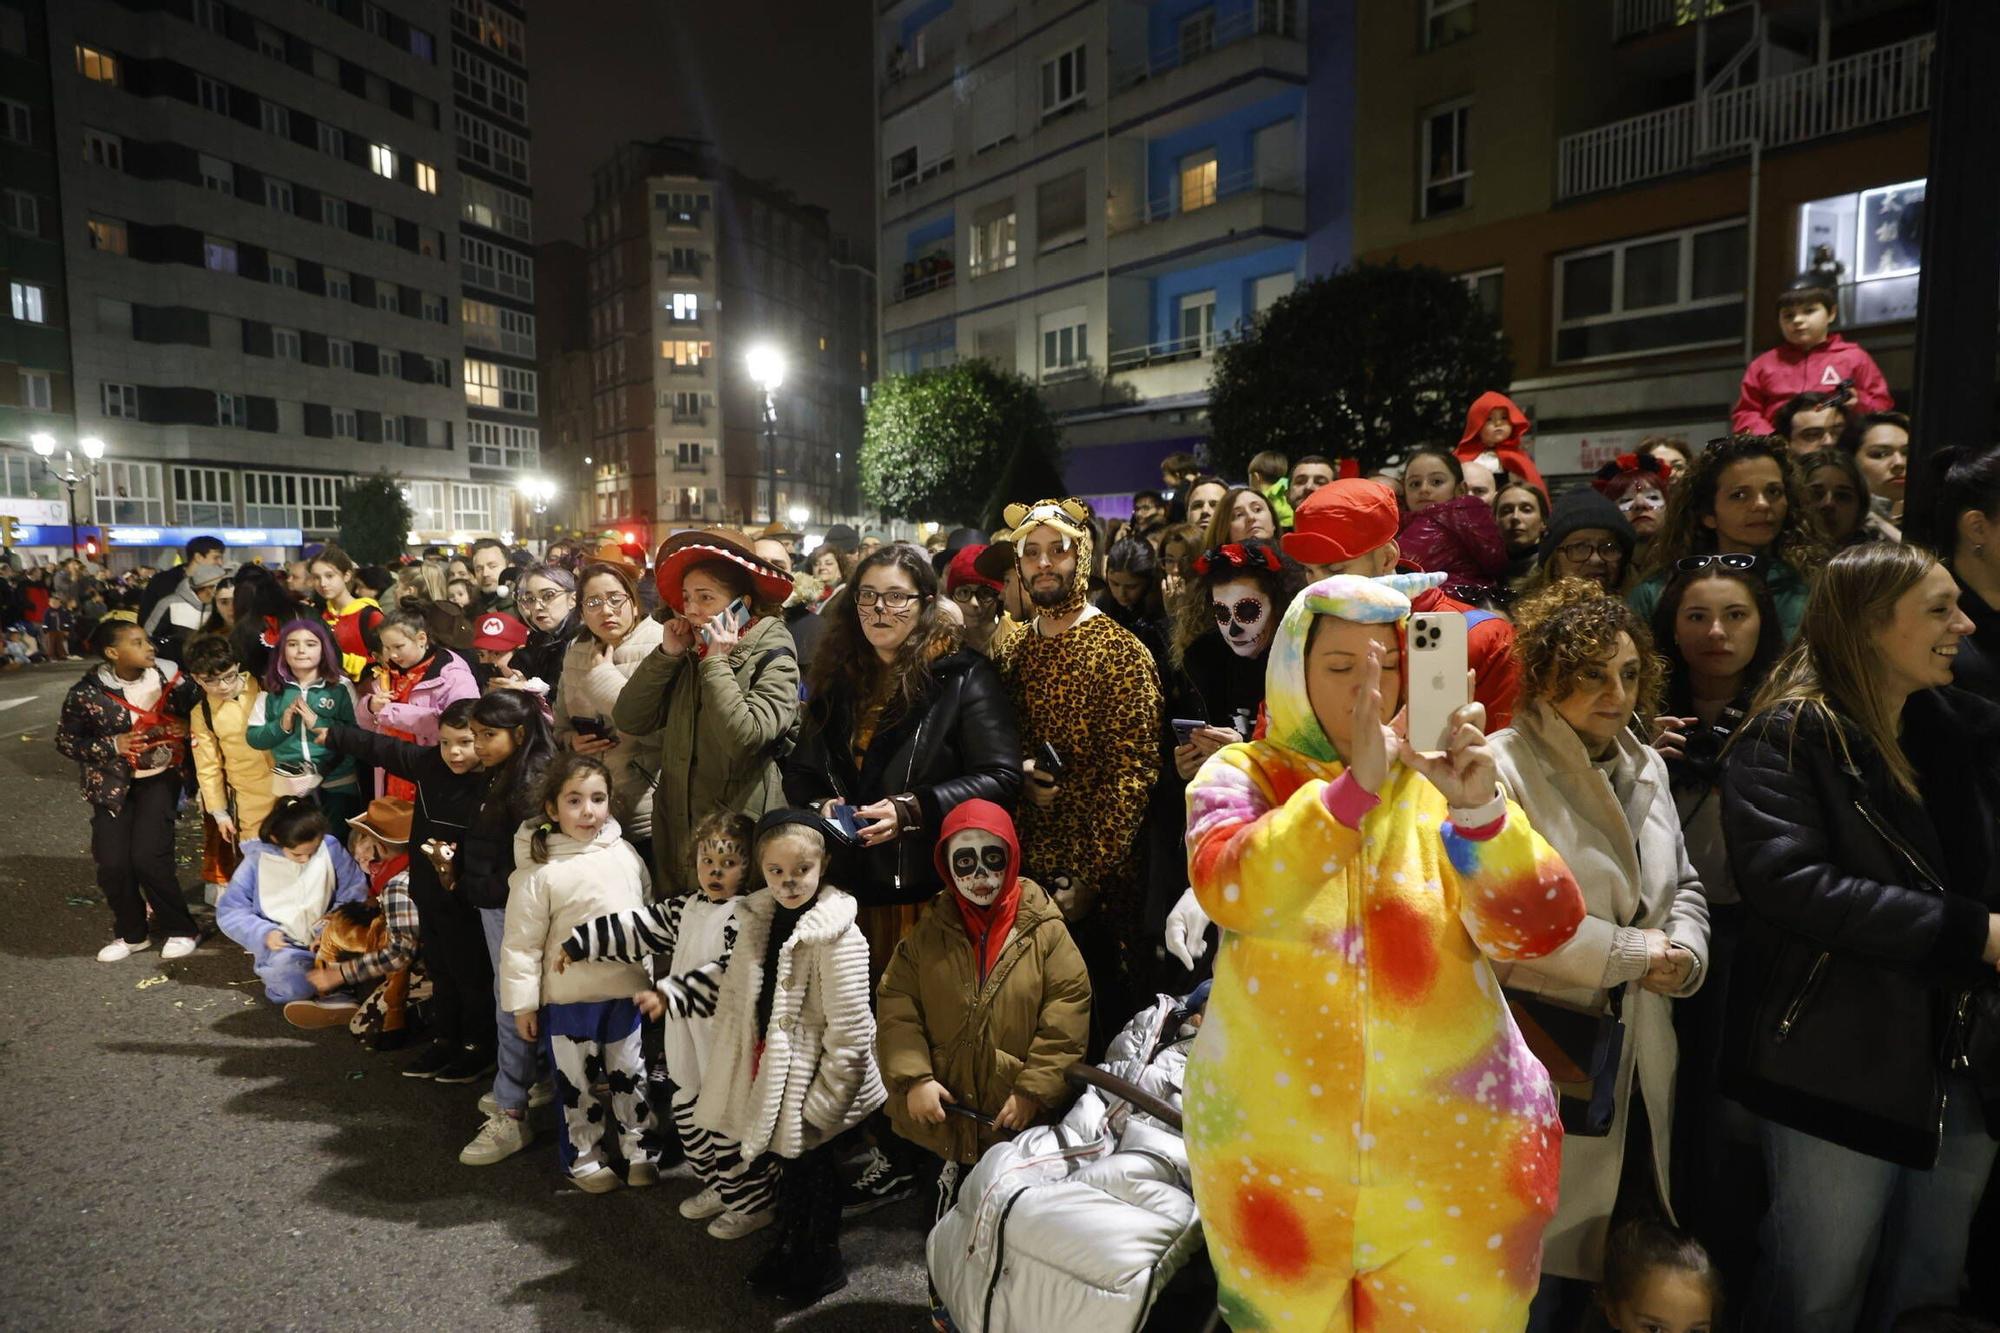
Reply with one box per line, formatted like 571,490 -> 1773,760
933,798 -> 1022,985
1456,390 -> 1548,499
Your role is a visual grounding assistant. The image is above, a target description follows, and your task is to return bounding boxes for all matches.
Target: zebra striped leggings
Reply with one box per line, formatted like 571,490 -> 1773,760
672,1093 -> 778,1216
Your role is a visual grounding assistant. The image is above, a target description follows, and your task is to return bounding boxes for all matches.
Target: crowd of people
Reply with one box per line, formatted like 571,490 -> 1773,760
20,269 -> 2000,1332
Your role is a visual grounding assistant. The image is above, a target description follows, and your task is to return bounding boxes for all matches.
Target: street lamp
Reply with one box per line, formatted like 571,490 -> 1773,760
517,476 -> 557,548
745,343 -> 786,525
31,432 -> 104,561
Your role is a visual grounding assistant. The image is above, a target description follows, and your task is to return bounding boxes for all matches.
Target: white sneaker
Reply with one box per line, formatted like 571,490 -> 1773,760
458,1112 -> 533,1166
706,1208 -> 775,1240
678,1185 -> 725,1220
96,938 -> 152,963
161,936 -> 199,960
477,1080 -> 555,1116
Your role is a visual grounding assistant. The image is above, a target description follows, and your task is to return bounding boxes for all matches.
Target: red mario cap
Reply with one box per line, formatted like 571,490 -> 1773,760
472,611 -> 529,651
1281,478 -> 1401,566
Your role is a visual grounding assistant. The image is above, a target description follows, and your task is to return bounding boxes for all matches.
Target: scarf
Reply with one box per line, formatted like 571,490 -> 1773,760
368,851 -> 410,901
952,878 -> 1022,987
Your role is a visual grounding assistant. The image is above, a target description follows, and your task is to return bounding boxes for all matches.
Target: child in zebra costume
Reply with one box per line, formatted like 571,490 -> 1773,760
559,811 -> 769,1236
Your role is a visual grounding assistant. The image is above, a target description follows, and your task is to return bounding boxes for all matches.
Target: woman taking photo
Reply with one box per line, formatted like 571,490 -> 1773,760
613,528 -> 800,893
1930,444 -> 2000,703
1486,580 -> 1710,1328
785,543 -> 1021,976
503,563 -> 578,695
1721,542 -> 2000,1329
1629,434 -> 1824,641
552,561 -> 662,853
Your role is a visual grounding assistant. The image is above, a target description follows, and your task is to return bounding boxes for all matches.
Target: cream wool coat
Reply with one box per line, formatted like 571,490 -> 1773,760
695,885 -> 887,1163
1489,701 -> 1711,1279
498,820 -> 652,1012
551,617 -> 663,844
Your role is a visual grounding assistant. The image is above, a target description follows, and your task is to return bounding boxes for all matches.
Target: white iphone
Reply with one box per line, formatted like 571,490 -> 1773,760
1406,611 -> 1470,755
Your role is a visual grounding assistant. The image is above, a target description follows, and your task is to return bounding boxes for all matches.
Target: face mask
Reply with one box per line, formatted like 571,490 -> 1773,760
946,829 -> 1010,907
1209,577 -> 1275,658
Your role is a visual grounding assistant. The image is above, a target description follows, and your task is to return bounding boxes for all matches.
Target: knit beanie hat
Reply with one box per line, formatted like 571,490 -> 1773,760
1538,489 -> 1637,566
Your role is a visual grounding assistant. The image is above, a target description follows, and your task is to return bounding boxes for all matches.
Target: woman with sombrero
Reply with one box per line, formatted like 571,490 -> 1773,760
612,527 -> 801,893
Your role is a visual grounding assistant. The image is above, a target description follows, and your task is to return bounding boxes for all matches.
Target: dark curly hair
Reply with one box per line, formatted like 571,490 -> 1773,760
803,544 -> 956,735
1638,434 -> 1827,581
1511,577 -> 1664,722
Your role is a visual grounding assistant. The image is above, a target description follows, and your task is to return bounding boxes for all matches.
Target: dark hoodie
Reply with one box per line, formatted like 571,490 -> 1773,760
1456,390 -> 1548,498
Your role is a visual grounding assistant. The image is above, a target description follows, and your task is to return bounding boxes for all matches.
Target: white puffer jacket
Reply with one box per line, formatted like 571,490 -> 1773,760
694,885 -> 887,1162
552,617 -> 663,844
499,819 -> 652,1012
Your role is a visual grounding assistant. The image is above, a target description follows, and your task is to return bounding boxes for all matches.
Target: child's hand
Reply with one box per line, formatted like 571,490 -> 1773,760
264,929 -> 290,952
907,1078 -> 953,1126
514,1011 -> 539,1041
633,990 -> 665,1020
284,697 -> 316,733
551,949 -> 570,974
993,1091 -> 1039,1132
212,813 -> 237,844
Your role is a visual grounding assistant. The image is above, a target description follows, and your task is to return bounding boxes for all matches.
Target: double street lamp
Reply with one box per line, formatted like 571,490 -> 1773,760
517,476 -> 557,547
745,343 -> 786,526
30,431 -> 105,561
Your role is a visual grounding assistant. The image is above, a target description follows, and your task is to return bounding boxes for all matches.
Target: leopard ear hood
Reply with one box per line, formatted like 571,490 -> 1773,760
1002,497 -> 1095,617
1263,571 -> 1447,764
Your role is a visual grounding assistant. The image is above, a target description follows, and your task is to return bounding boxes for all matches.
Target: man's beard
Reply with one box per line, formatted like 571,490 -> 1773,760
1028,571 -> 1075,609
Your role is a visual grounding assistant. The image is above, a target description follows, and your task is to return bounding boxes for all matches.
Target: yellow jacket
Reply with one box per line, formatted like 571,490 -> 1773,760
190,674 -> 276,839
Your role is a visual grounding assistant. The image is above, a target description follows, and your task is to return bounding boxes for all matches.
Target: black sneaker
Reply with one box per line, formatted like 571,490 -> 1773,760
433,1046 -> 498,1085
839,1146 -> 917,1215
402,1039 -> 457,1079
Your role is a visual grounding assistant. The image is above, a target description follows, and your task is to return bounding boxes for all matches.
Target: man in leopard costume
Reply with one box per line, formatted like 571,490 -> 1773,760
991,498 -> 1161,1046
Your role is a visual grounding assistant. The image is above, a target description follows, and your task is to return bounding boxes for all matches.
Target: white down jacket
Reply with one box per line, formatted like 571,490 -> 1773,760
694,886 -> 887,1162
928,995 -> 1207,1333
498,820 -> 652,1012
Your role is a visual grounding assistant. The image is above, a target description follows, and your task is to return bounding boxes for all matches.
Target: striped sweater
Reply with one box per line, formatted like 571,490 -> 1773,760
563,892 -> 739,1099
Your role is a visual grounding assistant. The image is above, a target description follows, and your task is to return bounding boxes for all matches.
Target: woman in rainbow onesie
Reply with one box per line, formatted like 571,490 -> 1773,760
1183,571 -> 1587,1331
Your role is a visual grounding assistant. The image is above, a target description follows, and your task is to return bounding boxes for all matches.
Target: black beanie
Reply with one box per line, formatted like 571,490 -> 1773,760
1539,489 -> 1638,566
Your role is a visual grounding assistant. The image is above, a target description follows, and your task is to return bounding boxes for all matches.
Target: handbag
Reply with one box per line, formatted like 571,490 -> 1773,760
1504,985 -> 1627,1137
270,693 -> 322,797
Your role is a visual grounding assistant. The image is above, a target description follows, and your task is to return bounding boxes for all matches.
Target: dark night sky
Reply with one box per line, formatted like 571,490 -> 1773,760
529,2 -> 875,247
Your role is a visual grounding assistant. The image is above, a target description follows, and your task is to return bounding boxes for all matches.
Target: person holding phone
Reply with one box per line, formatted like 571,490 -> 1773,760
1486,578 -> 1711,1330
553,560 -> 662,854
613,528 -> 800,896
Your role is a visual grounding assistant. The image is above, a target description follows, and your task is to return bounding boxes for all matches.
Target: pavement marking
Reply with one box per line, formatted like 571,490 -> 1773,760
0,697 -> 39,712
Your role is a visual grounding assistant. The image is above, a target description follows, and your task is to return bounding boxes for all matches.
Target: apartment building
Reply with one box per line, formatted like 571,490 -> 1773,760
1350,0 -> 1935,479
583,138 -> 873,548
534,236 -> 592,537
875,0 -> 1312,515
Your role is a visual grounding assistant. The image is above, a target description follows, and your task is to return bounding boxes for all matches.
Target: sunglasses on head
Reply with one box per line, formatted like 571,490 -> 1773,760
1211,597 -> 1266,628
1675,553 -> 1760,574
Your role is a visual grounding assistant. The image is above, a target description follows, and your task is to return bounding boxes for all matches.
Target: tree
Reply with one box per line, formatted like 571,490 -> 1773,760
336,470 -> 415,565
861,360 -> 1065,531
1206,260 -> 1514,481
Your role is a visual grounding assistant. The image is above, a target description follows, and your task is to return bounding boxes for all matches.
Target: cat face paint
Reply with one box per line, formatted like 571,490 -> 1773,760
1210,576 -> 1276,658
946,828 -> 1010,907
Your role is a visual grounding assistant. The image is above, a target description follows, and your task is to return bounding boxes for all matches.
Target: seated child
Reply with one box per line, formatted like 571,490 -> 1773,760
559,812 -> 763,1237
215,796 -> 368,1011
877,799 -> 1091,1202
1596,1218 -> 1721,1333
1733,271 -> 1892,435
696,810 -> 886,1305
288,798 -> 420,1048
499,755 -> 658,1193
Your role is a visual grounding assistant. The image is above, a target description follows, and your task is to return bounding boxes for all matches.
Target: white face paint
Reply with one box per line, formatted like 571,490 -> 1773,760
946,828 -> 1010,907
1209,576 -> 1276,659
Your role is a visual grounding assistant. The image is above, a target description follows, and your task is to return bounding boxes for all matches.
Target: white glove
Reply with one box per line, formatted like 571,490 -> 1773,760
1164,887 -> 1211,969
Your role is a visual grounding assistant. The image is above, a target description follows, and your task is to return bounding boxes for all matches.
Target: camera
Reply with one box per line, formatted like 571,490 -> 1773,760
1673,705 -> 1745,786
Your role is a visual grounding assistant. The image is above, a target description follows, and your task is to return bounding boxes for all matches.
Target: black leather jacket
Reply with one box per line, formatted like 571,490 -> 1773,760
784,649 -> 1022,907
1720,689 -> 2000,1166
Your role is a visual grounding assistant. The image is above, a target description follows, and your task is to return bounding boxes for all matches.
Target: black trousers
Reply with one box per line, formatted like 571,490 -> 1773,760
92,772 -> 199,943
405,859 -> 495,1051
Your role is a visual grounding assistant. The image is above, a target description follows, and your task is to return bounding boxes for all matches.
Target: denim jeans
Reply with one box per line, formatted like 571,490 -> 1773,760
1755,1075 -> 1997,1332
478,906 -> 544,1114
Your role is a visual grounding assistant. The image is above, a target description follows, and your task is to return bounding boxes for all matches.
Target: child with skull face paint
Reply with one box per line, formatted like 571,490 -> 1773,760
876,798 -> 1090,1181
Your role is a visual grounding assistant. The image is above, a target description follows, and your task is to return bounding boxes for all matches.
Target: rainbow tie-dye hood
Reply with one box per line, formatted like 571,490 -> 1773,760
1262,570 -> 1448,765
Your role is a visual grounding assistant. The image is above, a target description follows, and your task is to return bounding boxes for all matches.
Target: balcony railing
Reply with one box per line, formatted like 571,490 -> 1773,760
1106,324 -> 1249,373
891,255 -> 956,303
1112,166 -> 1303,233
886,150 -> 954,197
1611,0 -> 1738,44
1112,0 -> 1301,90
1557,32 -> 1934,199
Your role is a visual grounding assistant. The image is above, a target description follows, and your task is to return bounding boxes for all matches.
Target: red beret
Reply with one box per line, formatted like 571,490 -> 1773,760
1281,479 -> 1401,566
944,544 -> 1002,594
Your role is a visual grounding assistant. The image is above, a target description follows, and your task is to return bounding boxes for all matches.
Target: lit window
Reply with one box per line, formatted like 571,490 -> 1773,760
75,44 -> 119,84
370,143 -> 397,178
670,292 -> 698,321
203,237 -> 237,273
11,280 -> 47,322
86,217 -> 127,254
415,161 -> 437,194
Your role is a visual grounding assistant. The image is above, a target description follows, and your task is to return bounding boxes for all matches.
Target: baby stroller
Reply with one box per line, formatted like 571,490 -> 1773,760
927,986 -> 1218,1333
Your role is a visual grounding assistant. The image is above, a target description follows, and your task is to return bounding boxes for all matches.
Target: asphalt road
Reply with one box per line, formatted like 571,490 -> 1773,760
0,660 -> 934,1332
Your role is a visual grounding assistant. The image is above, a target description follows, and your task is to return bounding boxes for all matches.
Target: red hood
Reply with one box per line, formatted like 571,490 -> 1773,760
935,799 -> 1022,978
1456,390 -> 1547,499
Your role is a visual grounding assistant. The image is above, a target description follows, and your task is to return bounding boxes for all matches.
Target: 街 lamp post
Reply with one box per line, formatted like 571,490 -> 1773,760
746,343 -> 786,526
518,476 -> 556,548
31,431 -> 105,561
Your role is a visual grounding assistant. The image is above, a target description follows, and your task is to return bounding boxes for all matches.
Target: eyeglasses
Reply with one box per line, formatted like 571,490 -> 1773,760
583,593 -> 631,612
194,670 -> 239,684
1675,553 -> 1760,574
950,585 -> 997,605
1557,540 -> 1625,564
853,588 -> 919,609
518,589 -> 572,608
1210,597 -> 1266,628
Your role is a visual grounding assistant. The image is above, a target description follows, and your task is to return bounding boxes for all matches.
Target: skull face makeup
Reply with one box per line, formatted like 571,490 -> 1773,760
946,828 -> 1011,906
1209,576 -> 1276,658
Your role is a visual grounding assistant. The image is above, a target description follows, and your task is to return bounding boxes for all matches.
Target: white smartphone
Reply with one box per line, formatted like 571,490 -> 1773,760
1405,611 -> 1471,755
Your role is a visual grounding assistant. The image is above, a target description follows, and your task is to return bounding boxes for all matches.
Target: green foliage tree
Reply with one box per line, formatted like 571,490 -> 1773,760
861,361 -> 1065,531
336,470 -> 416,565
1206,260 -> 1514,481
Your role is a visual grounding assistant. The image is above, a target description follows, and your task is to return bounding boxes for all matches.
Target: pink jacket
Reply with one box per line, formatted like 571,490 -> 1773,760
358,649 -> 479,747
1732,333 -> 1892,435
